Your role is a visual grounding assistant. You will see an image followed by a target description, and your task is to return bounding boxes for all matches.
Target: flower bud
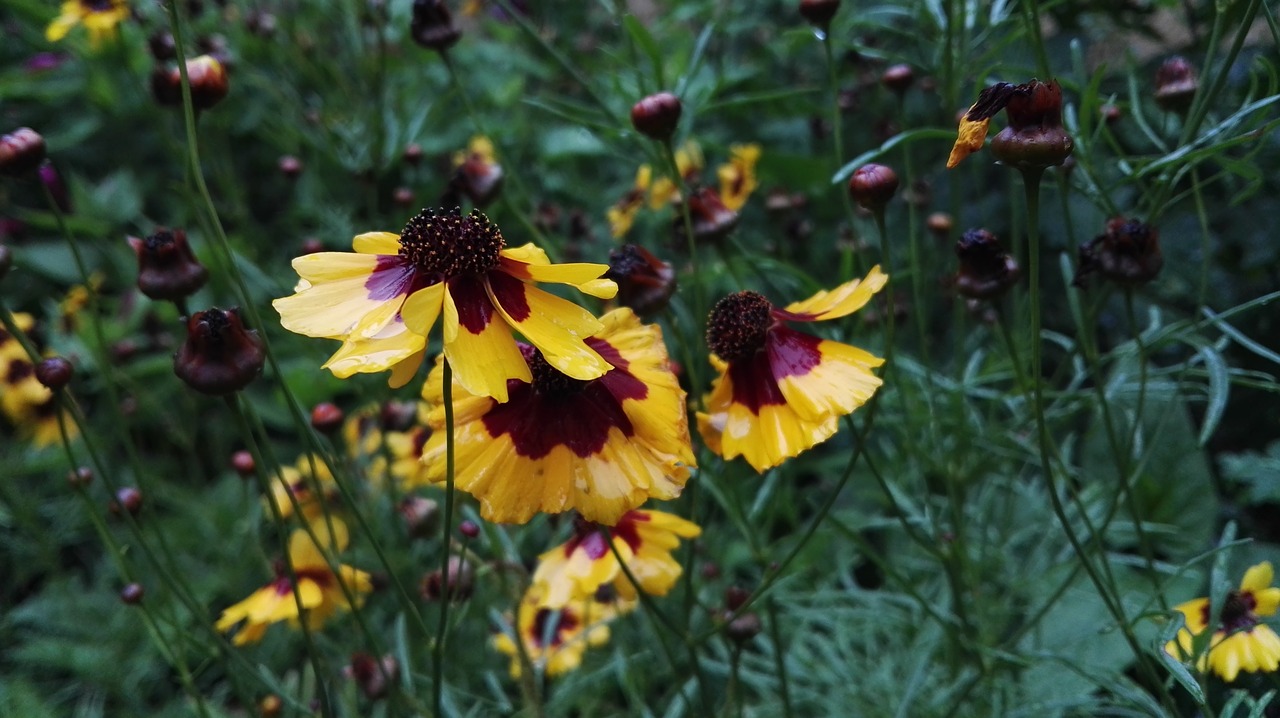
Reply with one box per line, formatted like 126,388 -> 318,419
724,585 -> 751,611
410,0 -> 462,52
989,80 -> 1073,169
278,155 -> 303,179
35,356 -> 73,391
127,229 -> 209,302
953,229 -> 1020,300
605,244 -> 677,317
152,56 -> 229,110
345,652 -> 399,701
0,128 -> 46,177
1101,104 -> 1122,125
39,162 -> 71,213
677,186 -> 739,245
847,163 -> 899,211
926,212 -> 953,238
120,582 -> 145,605
881,64 -> 915,94
421,556 -> 474,602
173,308 -> 266,395
631,92 -> 682,140
1074,218 -> 1163,287
231,450 -> 255,478
399,496 -> 439,539
310,402 -> 344,434
1154,56 -> 1197,113
798,0 -> 840,30
403,143 -> 424,166
148,31 -> 176,61
458,519 -> 480,539
67,466 -> 94,488
453,153 -> 504,208
726,612 -> 763,644
259,695 -> 283,718
111,487 -> 143,516
393,187 -> 415,207
300,237 -> 324,255
379,400 -> 417,431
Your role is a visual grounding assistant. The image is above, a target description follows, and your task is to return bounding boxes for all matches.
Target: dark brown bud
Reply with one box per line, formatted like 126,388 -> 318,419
989,80 -> 1073,169
127,229 -> 208,302
1074,218 -> 1163,287
310,402 -> 343,434
798,0 -> 840,30
379,400 -> 417,431
67,466 -> 94,488
676,186 -> 739,245
421,556 -> 474,602
278,155 -> 303,178
148,30 -> 176,61
345,652 -> 399,701
393,187 -> 415,207
724,585 -> 751,611
848,163 -> 899,211
881,64 -> 915,94
111,487 -> 143,516
152,56 -> 229,110
399,496 -> 439,539
35,356 -> 73,391
0,244 -> 10,281
954,229 -> 1020,300
120,582 -> 145,605
725,612 -> 762,644
231,450 -> 255,478
403,143 -> 424,166
631,92 -> 682,140
173,308 -> 266,395
700,562 -> 720,580
453,155 -> 504,208
458,519 -> 480,539
410,0 -> 461,52
0,128 -> 46,177
605,244 -> 677,317
926,212 -> 953,238
1155,56 -> 1197,113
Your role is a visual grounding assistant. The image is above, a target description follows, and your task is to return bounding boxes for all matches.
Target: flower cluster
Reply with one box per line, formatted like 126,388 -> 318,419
608,141 -> 761,238
1166,562 -> 1280,683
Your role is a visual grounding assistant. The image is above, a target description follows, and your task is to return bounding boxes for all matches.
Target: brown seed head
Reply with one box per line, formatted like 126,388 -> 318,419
954,228 -> 1020,300
398,208 -> 505,277
707,291 -> 774,362
410,0 -> 461,51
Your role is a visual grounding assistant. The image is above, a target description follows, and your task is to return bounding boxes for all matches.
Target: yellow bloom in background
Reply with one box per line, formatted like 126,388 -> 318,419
264,454 -> 338,522
717,144 -> 761,212
648,140 -> 703,209
452,136 -> 496,166
493,587 -> 621,679
46,0 -> 129,46
385,424 -> 433,485
0,313 -> 75,449
531,509 -> 700,609
1166,561 -> 1280,682
215,517 -> 372,646
415,307 -> 695,524
698,267 -> 888,472
273,208 -> 617,400
607,165 -> 652,238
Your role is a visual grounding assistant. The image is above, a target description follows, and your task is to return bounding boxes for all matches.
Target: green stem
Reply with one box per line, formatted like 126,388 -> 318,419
434,359 -> 458,717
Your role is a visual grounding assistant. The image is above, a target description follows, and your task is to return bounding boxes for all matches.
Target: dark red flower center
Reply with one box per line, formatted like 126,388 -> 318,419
523,344 -> 587,396
398,208 -> 504,277
530,607 -> 577,648
83,0 -> 116,11
707,291 -> 774,362
6,358 -> 34,383
1214,590 -> 1259,633
564,511 -> 646,559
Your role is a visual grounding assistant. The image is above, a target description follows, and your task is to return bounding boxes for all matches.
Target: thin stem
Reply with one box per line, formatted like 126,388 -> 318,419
434,359 -> 458,717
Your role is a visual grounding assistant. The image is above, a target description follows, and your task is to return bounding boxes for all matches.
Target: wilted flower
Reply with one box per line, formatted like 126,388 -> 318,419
1074,217 -> 1163,287
605,244 -> 676,317
493,587 -> 623,679
948,79 -> 1073,170
953,229 -> 1020,300
173,308 -> 265,395
127,229 -> 208,302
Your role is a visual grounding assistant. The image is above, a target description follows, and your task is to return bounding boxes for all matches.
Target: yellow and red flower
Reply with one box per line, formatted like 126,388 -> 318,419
607,165 -> 652,238
1166,561 -> 1280,682
532,509 -> 700,608
698,267 -> 888,472
215,517 -> 372,646
414,307 -> 695,524
273,208 -> 617,401
716,144 -> 761,212
493,586 -> 623,679
264,454 -> 338,522
0,313 -> 73,448
46,0 -> 129,46
648,140 -> 704,209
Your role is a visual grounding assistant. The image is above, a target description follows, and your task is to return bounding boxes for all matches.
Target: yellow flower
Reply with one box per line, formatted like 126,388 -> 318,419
415,307 -> 695,525
0,314 -> 74,448
385,424 -> 433,486
698,267 -> 888,472
607,165 -> 653,238
493,586 -> 623,679
272,209 -> 617,401
531,509 -> 700,608
46,0 -> 129,46
451,136 -> 504,207
1166,561 -> 1280,682
264,454 -> 337,522
452,136 -> 496,166
215,517 -> 372,646
716,144 -> 761,212
648,140 -> 703,209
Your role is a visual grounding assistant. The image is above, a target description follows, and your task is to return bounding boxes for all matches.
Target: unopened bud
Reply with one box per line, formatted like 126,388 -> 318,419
399,496 -> 439,539
278,155 -> 303,179
725,612 -> 762,644
410,0 -> 461,52
231,450 -> 255,478
403,143 -> 424,166
847,163 -> 899,211
35,356 -> 73,391
173,308 -> 265,395
345,652 -> 399,701
120,582 -> 145,605
310,402 -> 344,434
111,487 -> 143,516
631,92 -> 682,140
798,0 -> 840,30
127,229 -> 208,302
67,466 -> 94,488
1074,218 -> 1163,287
881,64 -> 915,94
605,244 -> 677,317
724,585 -> 750,611
421,556 -> 474,602
0,128 -> 46,177
954,229 -> 1020,300
1155,56 -> 1197,114
459,519 -> 480,539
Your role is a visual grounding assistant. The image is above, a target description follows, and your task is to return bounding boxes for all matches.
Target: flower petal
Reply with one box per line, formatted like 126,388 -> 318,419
441,278 -> 530,403
779,265 -> 889,321
770,332 -> 883,422
321,319 -> 426,379
400,281 -> 447,337
947,116 -> 991,169
1241,561 -> 1275,594
486,272 -> 609,382
352,231 -> 402,254
273,253 -> 400,337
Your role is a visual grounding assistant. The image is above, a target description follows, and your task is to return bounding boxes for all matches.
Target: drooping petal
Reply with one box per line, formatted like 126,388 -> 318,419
441,276 -> 530,403
273,254 -> 402,337
777,265 -> 889,322
486,271 -> 609,382
947,116 -> 991,169
499,255 -> 618,299
399,281 -> 447,336
322,318 -> 427,380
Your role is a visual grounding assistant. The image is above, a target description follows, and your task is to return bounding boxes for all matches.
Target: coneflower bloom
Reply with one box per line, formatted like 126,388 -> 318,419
0,313 -> 73,448
647,140 -> 704,209
717,144 -> 761,212
698,267 -> 888,472
1166,561 -> 1280,682
531,509 -> 700,608
46,0 -> 129,46
273,208 -> 617,400
264,454 -> 338,522
607,165 -> 652,238
493,587 -> 622,679
215,518 -> 372,646
414,308 -> 695,524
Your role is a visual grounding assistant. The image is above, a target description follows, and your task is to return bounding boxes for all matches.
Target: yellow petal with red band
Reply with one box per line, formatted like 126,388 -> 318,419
485,272 -> 609,382
273,253 -> 389,337
439,276 -> 529,403
780,265 -> 889,321
771,331 -> 883,422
